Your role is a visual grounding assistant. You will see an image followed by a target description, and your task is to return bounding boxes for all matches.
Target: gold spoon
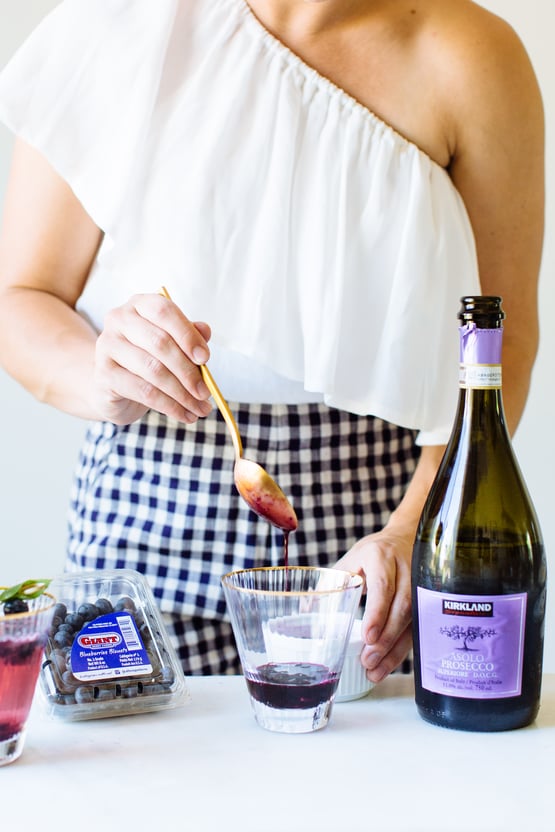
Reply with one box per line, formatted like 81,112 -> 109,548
159,287 -> 298,532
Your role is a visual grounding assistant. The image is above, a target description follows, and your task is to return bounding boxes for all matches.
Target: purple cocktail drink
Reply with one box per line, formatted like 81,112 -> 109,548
0,590 -> 55,765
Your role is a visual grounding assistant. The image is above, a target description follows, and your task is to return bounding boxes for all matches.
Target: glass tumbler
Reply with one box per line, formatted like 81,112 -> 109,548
0,591 -> 56,765
222,566 -> 363,733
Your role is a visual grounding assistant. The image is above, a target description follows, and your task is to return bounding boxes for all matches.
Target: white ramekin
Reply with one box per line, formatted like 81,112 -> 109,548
335,618 -> 374,703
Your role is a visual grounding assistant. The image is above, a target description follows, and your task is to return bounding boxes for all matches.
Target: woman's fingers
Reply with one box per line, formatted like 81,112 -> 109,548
360,544 -> 412,647
362,624 -> 412,683
93,293 -> 214,424
135,293 -> 211,367
101,310 -> 210,409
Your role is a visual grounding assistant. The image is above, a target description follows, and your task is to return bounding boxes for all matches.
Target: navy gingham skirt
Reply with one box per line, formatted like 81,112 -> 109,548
67,403 -> 419,674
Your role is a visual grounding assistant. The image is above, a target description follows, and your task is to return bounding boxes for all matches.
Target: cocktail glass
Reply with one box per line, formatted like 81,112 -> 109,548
222,566 -> 363,733
0,591 -> 56,765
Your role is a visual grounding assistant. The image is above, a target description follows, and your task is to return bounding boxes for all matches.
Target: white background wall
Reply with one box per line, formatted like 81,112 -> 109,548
0,0 -> 553,671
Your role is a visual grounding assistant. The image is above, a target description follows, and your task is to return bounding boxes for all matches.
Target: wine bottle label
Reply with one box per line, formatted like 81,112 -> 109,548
416,587 -> 526,699
459,363 -> 502,389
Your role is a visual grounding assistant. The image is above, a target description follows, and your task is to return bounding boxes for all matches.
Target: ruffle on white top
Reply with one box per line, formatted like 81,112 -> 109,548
0,0 -> 481,443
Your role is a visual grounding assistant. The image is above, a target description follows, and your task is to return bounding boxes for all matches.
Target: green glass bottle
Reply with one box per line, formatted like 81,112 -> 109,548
411,296 -> 547,731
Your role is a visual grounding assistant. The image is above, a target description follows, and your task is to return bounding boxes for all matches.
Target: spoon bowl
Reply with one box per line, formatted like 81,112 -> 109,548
234,457 -> 298,532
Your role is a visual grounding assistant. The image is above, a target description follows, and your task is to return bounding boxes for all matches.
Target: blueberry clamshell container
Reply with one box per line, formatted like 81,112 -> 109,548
39,568 -> 190,720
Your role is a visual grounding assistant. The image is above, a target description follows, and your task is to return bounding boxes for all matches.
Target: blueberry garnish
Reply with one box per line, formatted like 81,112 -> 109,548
3,598 -> 29,615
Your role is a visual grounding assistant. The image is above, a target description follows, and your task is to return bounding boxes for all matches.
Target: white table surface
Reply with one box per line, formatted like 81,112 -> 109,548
5,674 -> 553,831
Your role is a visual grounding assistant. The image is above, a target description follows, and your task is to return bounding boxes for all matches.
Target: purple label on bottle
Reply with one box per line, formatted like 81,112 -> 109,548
459,324 -> 503,364
417,588 -> 526,699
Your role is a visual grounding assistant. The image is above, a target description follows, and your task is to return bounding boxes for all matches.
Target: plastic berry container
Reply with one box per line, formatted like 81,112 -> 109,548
39,569 -> 190,720
335,618 -> 374,703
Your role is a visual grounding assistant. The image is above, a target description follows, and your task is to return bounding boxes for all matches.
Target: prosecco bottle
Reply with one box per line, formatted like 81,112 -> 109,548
411,296 -> 547,731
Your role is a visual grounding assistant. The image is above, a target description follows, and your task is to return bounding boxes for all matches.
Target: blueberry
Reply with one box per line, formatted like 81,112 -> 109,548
64,613 -> 84,631
93,686 -> 115,702
120,684 -> 139,699
53,630 -> 74,648
19,639 -> 40,661
114,596 -> 136,613
53,603 -> 67,620
143,683 -> 167,696
3,598 -> 29,614
77,603 -> 99,621
94,598 -> 114,615
49,616 -> 63,636
139,623 -> 152,644
61,670 -> 79,690
50,648 -> 68,673
75,686 -> 94,704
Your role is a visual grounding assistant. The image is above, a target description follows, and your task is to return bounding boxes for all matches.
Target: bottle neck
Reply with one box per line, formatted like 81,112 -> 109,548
459,324 -> 503,390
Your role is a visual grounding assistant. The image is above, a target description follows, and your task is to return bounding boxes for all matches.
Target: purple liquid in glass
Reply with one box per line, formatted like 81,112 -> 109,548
246,662 -> 339,710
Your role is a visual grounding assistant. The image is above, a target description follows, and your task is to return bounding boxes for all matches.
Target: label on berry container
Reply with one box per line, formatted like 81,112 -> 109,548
71,612 -> 152,681
416,588 -> 526,699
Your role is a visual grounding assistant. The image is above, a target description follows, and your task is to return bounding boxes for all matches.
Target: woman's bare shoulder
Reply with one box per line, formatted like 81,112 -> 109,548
416,0 -> 543,159
419,0 -> 532,54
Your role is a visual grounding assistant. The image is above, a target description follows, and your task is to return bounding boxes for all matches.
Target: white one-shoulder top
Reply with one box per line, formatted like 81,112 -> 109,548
0,0 -> 481,444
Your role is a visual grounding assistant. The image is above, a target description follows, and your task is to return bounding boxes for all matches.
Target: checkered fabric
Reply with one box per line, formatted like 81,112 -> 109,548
67,403 -> 419,675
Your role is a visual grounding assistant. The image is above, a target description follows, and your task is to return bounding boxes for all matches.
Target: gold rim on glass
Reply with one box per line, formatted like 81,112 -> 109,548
221,566 -> 363,595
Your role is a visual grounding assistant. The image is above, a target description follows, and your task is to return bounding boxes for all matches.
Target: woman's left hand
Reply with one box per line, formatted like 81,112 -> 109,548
335,522 -> 415,683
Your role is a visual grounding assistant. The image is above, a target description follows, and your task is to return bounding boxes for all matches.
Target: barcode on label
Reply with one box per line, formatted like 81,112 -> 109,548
118,614 -> 143,650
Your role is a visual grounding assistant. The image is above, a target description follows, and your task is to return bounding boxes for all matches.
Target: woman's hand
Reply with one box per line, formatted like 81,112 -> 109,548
94,292 -> 213,425
335,520 -> 414,683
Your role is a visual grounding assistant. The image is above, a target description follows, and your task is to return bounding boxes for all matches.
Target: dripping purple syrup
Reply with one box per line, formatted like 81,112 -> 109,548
283,530 -> 290,590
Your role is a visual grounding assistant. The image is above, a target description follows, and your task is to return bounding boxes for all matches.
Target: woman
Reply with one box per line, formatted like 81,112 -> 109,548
0,0 -> 544,678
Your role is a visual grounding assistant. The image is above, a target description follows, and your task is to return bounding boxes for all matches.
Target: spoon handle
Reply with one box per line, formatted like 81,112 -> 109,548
159,286 -> 243,460
199,364 -> 243,460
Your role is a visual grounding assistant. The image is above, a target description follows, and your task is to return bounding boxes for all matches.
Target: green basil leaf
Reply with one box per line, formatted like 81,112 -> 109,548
0,579 -> 51,603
